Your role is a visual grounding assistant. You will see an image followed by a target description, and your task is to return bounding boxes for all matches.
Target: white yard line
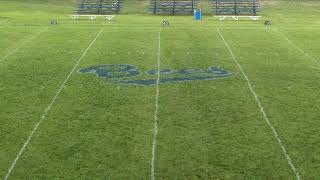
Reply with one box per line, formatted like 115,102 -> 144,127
217,28 -> 301,180
274,28 -> 319,65
150,30 -> 161,180
4,28 -> 104,180
0,27 -> 48,63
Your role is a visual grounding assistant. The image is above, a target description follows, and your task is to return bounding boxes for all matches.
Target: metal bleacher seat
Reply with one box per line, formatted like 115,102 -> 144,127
150,0 -> 199,15
75,0 -> 122,15
211,0 -> 261,20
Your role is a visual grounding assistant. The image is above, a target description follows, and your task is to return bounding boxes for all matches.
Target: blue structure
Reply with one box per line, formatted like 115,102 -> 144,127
194,9 -> 202,20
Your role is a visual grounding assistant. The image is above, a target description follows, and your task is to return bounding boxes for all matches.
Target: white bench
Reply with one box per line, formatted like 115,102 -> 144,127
70,15 -> 115,21
216,16 -> 261,21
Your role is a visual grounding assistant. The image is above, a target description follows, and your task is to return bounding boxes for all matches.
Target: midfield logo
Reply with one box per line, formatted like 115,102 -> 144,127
79,64 -> 235,86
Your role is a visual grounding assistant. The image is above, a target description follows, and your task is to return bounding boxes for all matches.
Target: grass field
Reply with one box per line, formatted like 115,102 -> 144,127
0,0 -> 320,179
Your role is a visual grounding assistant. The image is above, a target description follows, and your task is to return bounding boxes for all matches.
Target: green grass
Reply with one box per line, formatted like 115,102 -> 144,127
0,0 -> 320,179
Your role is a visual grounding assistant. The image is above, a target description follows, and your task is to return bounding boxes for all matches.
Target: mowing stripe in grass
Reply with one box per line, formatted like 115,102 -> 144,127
4,28 -> 104,180
151,30 -> 161,180
274,28 -> 319,65
0,27 -> 47,64
217,28 -> 301,180
0,19 -> 9,25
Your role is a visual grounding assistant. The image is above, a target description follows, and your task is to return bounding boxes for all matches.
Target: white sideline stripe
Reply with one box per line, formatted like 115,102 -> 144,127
4,28 -> 104,180
274,28 -> 319,65
150,30 -> 161,180
217,28 -> 301,180
0,27 -> 48,63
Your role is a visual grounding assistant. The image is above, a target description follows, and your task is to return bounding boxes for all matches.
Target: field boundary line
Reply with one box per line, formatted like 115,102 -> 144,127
4,28 -> 104,180
150,30 -> 161,180
217,28 -> 301,180
0,27 -> 48,63
274,28 -> 319,65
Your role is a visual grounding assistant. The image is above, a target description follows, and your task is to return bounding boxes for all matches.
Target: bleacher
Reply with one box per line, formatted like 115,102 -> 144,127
211,0 -> 260,16
75,0 -> 122,15
150,0 -> 199,15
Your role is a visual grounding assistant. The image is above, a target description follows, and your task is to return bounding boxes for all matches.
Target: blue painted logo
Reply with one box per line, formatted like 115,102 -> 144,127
79,64 -> 235,86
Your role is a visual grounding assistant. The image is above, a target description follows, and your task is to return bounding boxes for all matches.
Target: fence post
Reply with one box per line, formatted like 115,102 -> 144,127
173,0 -> 176,15
234,0 -> 237,15
253,0 -> 257,16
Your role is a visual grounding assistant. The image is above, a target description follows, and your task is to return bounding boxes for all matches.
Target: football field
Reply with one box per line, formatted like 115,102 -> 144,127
1,0 -> 320,179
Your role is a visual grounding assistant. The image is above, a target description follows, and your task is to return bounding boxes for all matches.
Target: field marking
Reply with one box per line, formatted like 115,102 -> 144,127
4,28 -> 104,180
0,27 -> 48,64
150,30 -> 161,180
217,28 -> 301,180
274,28 -> 319,65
